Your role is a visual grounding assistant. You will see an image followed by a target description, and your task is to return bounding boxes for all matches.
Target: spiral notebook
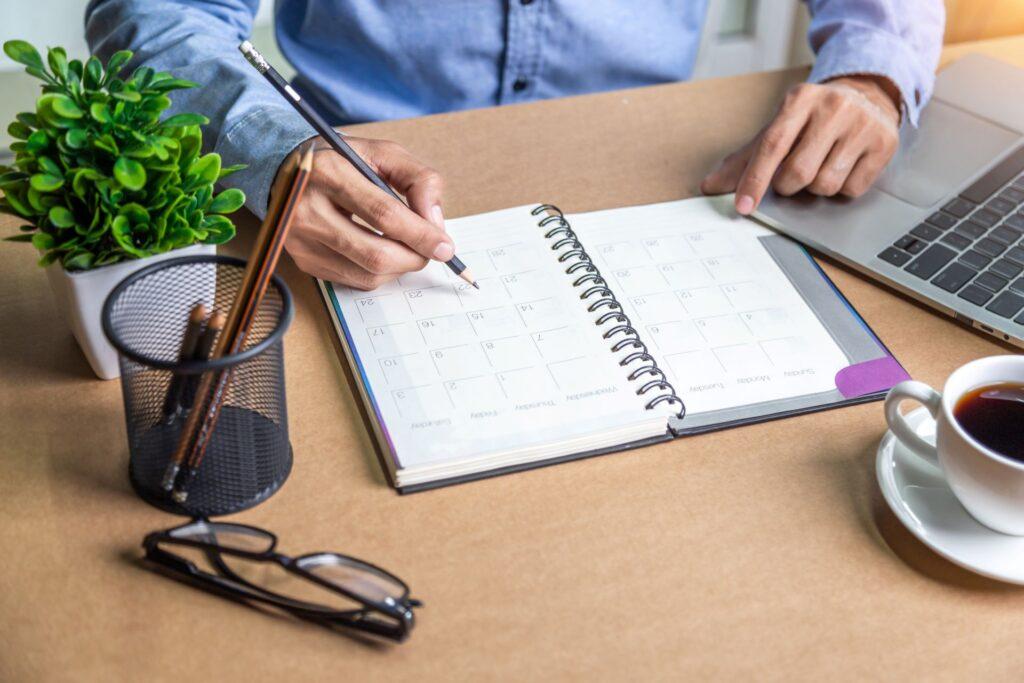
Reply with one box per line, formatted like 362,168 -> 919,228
318,196 -> 908,492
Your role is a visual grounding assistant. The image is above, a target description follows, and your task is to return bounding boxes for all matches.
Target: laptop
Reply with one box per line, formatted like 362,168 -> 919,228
755,54 -> 1024,349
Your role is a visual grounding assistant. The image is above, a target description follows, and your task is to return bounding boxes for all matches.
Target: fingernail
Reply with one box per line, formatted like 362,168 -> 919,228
432,241 -> 455,261
736,195 -> 755,215
430,204 -> 445,230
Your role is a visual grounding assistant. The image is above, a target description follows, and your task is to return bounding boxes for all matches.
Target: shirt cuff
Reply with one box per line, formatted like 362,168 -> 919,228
808,26 -> 933,127
216,105 -> 317,217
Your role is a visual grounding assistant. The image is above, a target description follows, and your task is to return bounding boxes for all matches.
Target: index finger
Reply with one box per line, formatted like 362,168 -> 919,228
319,153 -> 455,262
735,113 -> 808,215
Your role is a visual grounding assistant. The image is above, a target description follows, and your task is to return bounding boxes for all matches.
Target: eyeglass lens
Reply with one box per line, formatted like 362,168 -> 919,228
169,520 -> 274,554
296,554 -> 407,605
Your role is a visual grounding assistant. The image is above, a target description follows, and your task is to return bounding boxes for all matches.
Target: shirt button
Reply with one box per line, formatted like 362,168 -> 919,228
512,77 -> 529,92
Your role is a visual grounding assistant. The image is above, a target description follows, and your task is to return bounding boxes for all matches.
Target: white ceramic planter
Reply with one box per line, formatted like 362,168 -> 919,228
45,243 -> 216,380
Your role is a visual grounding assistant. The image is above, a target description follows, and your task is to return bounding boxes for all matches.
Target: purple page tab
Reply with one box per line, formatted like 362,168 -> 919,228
834,356 -> 910,399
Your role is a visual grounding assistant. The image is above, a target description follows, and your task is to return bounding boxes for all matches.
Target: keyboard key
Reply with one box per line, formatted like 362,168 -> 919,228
1005,213 -> 1024,231
905,244 -> 956,279
961,145 -> 1024,204
894,235 -> 927,254
991,225 -> 1023,245
1014,175 -> 1024,191
975,271 -> 1009,292
878,247 -> 912,267
911,223 -> 943,241
1015,311 -> 1024,325
975,237 -> 1007,258
971,209 -> 1001,228
943,197 -> 976,218
940,232 -> 971,251
991,258 -> 1024,280
959,284 -> 994,306
932,262 -> 976,293
957,221 -> 988,239
1005,246 -> 1024,265
1011,278 -> 1024,295
960,249 -> 992,270
986,291 -> 1024,318
1000,187 -> 1024,204
986,197 -> 1016,215
926,211 -> 957,230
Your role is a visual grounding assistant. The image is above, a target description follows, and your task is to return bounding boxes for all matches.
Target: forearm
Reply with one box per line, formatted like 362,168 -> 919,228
85,0 -> 313,213
804,0 -> 945,126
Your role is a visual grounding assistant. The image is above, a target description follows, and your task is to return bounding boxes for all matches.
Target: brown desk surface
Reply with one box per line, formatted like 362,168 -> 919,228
3,37 -> 1024,681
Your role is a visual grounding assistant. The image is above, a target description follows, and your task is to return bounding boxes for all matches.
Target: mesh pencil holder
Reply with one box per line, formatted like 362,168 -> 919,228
102,255 -> 294,517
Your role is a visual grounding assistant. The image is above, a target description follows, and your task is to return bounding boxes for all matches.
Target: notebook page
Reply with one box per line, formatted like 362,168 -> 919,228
567,196 -> 850,416
326,205 -> 664,470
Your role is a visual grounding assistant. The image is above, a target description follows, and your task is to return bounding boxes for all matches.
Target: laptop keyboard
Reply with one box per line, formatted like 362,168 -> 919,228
878,146 -> 1024,325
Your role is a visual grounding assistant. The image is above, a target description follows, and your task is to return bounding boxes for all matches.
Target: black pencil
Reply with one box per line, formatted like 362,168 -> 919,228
161,303 -> 207,420
238,40 -> 479,289
180,308 -> 225,411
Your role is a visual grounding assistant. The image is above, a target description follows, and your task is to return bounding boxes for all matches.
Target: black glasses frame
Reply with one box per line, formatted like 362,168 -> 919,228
143,518 -> 420,642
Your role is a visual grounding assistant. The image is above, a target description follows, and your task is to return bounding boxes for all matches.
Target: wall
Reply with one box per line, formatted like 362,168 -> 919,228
945,0 -> 1024,44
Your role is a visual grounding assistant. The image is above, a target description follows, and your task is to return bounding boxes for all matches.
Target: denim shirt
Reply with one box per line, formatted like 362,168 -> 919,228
85,0 -> 944,214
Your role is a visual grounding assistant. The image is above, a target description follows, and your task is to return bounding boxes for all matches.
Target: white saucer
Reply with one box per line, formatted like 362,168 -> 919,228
876,406 -> 1024,585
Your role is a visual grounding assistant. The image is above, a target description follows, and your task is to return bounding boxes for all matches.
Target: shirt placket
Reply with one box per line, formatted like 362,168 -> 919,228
500,0 -> 545,104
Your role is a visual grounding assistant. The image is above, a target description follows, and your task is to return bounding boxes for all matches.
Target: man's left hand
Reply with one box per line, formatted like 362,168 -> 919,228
701,76 -> 901,215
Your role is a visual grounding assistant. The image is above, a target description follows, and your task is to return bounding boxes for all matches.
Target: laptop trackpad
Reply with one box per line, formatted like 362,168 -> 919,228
875,99 -> 1021,208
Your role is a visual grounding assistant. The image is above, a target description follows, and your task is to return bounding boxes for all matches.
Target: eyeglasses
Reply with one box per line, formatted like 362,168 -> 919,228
143,518 -> 421,642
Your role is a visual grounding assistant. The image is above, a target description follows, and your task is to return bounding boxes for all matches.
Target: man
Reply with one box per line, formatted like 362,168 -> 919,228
86,1 -> 944,290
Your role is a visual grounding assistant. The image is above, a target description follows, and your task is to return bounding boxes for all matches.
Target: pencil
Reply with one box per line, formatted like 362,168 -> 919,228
161,303 -> 207,420
238,40 -> 479,289
168,146 -> 315,502
180,309 -> 226,411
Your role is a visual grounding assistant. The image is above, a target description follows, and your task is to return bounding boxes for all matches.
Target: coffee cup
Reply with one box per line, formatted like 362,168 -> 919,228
884,355 -> 1024,536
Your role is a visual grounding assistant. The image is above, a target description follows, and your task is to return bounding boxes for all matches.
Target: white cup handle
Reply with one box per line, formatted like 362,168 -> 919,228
884,380 -> 943,467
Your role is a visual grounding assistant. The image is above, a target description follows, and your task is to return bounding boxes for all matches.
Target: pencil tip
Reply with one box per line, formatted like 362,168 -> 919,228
472,282 -> 480,290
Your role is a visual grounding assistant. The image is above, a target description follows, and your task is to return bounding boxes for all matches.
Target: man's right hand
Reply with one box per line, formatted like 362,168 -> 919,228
273,136 -> 454,290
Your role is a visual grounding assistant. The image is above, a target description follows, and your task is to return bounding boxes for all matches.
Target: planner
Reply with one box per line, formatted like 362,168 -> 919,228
318,196 -> 909,492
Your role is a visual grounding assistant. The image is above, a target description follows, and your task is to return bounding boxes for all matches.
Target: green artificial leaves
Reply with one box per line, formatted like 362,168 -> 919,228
0,40 -> 246,270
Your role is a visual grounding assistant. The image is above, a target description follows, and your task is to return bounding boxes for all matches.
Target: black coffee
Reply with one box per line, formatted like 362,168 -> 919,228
953,382 -> 1024,461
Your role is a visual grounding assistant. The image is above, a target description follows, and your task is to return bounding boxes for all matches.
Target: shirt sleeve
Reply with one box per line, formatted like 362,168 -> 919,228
804,0 -> 946,127
85,0 -> 315,215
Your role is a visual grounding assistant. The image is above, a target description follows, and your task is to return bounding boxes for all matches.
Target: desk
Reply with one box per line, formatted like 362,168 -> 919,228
2,37 -> 1024,681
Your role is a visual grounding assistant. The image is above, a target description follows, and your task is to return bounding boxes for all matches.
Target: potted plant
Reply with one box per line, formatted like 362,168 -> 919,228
0,40 -> 247,379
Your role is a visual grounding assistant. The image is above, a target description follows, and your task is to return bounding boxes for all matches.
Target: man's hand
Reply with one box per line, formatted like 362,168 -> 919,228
273,136 -> 453,290
701,76 -> 901,215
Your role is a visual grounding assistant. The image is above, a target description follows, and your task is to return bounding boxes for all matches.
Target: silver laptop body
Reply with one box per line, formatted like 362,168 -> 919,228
756,54 -> 1024,349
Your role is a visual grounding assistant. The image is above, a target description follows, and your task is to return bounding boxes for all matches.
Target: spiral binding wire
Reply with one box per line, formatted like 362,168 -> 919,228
531,205 -> 686,420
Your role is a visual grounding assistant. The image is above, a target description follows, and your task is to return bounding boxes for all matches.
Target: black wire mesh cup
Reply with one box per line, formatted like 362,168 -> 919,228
102,255 -> 293,517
